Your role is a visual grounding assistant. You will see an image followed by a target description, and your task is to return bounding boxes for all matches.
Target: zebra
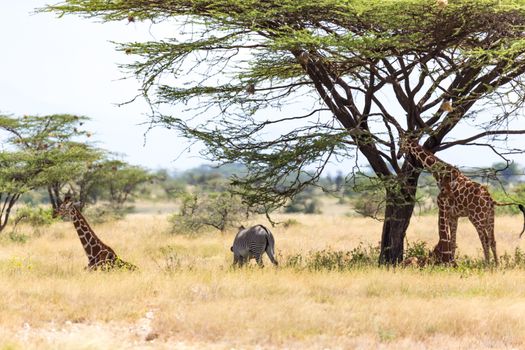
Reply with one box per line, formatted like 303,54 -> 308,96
230,225 -> 278,267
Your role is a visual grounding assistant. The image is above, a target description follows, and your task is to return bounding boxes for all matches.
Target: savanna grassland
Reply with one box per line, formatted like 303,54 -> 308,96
2,206 -> 525,349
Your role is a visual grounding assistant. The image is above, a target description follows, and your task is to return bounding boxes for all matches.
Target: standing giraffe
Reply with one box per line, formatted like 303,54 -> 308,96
54,196 -> 137,271
399,138 -> 525,265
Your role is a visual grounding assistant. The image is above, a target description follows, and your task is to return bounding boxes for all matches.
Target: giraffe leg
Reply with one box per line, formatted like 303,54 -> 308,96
481,205 -> 497,266
434,195 -> 454,264
469,215 -> 491,265
487,209 -> 498,266
449,216 -> 459,259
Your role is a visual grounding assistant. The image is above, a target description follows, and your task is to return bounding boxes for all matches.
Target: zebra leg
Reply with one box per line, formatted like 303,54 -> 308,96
255,254 -> 264,267
238,256 -> 246,267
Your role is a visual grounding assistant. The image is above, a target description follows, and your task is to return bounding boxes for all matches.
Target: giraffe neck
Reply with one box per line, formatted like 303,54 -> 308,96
70,207 -> 109,261
407,144 -> 456,184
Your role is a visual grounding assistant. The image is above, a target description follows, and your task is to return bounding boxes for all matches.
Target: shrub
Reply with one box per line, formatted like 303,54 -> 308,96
10,205 -> 55,239
284,187 -> 322,214
405,240 -> 429,260
8,231 -> 29,244
284,244 -> 380,271
353,194 -> 382,217
169,191 -> 248,234
14,205 -> 54,227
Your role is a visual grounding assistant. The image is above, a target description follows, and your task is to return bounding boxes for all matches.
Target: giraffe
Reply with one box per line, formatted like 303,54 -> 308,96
399,138 -> 525,265
54,196 -> 137,271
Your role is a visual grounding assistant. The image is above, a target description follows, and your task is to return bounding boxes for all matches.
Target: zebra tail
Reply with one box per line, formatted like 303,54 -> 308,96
259,225 -> 275,252
519,204 -> 525,239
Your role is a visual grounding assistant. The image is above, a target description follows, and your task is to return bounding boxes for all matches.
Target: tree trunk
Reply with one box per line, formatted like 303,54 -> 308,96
379,170 -> 420,265
47,185 -> 61,211
0,193 -> 21,234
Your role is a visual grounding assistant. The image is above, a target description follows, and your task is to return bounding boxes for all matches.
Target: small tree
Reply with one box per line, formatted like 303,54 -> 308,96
169,191 -> 247,233
96,160 -> 153,209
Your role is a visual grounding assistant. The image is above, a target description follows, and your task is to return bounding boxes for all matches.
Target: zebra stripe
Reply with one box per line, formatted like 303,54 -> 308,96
231,225 -> 278,267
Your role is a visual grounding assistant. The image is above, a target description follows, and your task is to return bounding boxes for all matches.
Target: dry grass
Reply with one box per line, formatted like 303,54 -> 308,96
1,211 -> 525,349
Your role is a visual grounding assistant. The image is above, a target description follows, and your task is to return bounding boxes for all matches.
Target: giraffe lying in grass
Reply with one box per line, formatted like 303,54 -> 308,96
399,138 -> 525,265
54,196 -> 137,271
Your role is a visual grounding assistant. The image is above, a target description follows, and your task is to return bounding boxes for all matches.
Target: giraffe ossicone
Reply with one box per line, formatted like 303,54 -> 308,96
55,196 -> 137,271
399,137 -> 525,265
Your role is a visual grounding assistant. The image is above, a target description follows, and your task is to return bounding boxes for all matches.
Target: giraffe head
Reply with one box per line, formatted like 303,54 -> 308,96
397,137 -> 419,159
53,195 -> 79,219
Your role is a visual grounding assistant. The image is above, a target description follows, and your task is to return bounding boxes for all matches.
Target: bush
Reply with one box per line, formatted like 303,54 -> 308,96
352,193 -> 383,217
284,196 -> 322,214
405,240 -> 429,260
284,187 -> 322,214
8,205 -> 54,241
8,231 -> 29,244
284,244 -> 380,271
14,205 -> 54,227
349,179 -> 385,217
169,191 -> 248,234
282,245 -> 525,272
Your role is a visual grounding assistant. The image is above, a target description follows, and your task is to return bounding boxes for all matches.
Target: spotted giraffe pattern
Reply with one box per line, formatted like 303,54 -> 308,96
55,197 -> 137,271
400,138 -> 525,265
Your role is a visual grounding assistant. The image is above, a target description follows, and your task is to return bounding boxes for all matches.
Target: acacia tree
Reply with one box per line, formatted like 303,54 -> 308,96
0,115 -> 102,211
45,0 -> 525,264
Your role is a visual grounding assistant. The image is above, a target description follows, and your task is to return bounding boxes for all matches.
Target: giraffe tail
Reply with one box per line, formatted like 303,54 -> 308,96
519,204 -> 525,239
494,202 -> 525,238
494,201 -> 518,207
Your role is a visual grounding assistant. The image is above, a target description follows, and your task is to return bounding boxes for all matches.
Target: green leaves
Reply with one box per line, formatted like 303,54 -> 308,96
0,151 -> 37,194
0,114 -> 104,231
42,0 -> 525,219
92,160 -> 152,208
0,114 -> 100,188
169,191 -> 247,233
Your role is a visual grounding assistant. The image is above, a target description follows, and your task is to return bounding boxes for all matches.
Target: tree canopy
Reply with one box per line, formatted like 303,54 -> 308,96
0,114 -> 101,231
44,0 -> 525,263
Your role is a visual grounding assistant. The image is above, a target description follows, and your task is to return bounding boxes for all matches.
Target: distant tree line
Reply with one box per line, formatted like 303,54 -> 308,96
2,114 -> 523,236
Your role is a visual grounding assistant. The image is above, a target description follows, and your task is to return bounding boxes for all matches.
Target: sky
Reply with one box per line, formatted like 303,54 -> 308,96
1,2 -> 524,174
0,2 -> 198,170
